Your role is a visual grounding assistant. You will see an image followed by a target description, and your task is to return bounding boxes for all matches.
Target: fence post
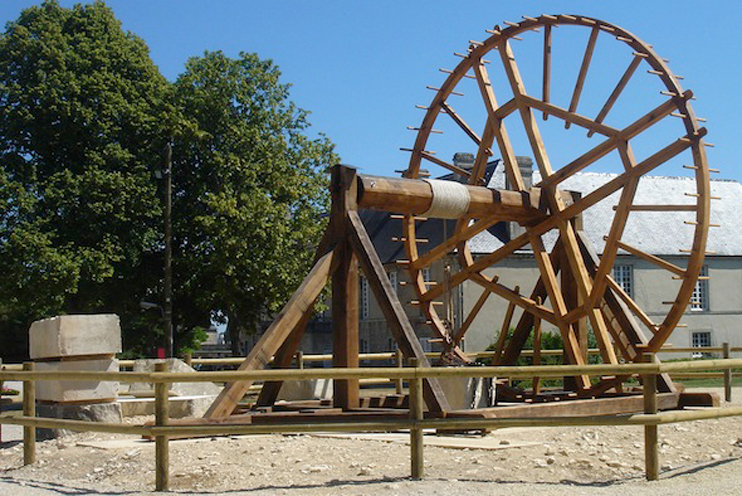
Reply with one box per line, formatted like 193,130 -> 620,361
184,352 -> 193,368
643,362 -> 659,481
395,349 -> 404,395
408,358 -> 424,479
295,351 -> 304,370
723,342 -> 732,402
154,362 -> 170,491
23,362 -> 36,466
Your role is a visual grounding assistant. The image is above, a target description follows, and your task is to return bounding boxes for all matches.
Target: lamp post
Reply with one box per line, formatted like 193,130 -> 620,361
163,142 -> 173,357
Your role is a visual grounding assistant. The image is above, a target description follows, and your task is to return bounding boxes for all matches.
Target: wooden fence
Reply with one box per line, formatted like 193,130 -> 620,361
3,357 -> 742,490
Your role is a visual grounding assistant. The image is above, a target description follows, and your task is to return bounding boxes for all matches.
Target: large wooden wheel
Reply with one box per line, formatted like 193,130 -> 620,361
402,15 -> 711,391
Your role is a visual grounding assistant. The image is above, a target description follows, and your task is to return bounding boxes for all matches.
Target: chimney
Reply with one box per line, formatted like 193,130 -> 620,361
506,156 -> 534,190
509,156 -> 534,240
453,152 -> 475,183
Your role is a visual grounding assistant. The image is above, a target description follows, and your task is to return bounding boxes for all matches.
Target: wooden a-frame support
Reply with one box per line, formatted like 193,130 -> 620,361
205,165 -> 449,419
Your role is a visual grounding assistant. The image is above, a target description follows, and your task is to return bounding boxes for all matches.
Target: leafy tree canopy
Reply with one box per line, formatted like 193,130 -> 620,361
0,1 -> 336,359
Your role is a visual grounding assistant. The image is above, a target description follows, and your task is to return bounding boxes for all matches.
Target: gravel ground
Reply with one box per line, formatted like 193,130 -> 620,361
1,388 -> 742,495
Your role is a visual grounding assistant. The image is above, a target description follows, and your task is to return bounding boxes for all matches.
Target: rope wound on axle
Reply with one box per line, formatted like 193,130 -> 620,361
421,179 -> 471,219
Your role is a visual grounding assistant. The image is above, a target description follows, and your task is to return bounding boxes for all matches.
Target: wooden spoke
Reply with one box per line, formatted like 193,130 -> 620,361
472,60 -> 525,190
440,101 -> 482,147
588,55 -> 643,137
411,212 -> 503,271
470,272 -> 557,325
587,142 -> 640,309
605,276 -> 658,332
538,92 -> 694,189
453,286 -> 491,345
624,204 -> 696,212
542,24 -> 552,120
520,95 -> 619,137
614,239 -> 686,277
420,151 -> 473,179
566,26 -> 600,129
492,286 -> 519,365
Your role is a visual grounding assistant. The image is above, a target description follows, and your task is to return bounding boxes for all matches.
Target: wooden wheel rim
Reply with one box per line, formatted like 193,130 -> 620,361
403,14 -> 710,364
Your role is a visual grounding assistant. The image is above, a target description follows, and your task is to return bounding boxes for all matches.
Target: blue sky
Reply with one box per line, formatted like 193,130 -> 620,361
1,1 -> 740,182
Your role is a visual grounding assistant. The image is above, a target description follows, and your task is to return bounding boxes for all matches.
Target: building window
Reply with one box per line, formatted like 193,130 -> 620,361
612,264 -> 633,298
422,267 -> 431,283
691,331 -> 712,358
690,266 -> 709,311
388,338 -> 396,351
360,275 -> 369,320
360,339 -> 369,354
389,271 -> 398,294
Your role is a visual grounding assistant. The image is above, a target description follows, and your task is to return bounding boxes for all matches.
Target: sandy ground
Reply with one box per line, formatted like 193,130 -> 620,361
2,387 -> 742,495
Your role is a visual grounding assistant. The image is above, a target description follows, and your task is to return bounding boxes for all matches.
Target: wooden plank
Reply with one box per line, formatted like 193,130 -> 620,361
456,392 -> 680,418
626,204 -> 696,212
492,289 -> 518,365
521,95 -> 618,136
440,101 -> 482,146
566,26 -> 600,128
204,248 -> 335,419
347,210 -> 450,413
678,391 -> 720,407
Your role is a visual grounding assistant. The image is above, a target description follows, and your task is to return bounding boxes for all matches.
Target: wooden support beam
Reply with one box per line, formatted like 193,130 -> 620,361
204,247 -> 335,418
492,286 -> 518,365
542,24 -> 551,120
347,210 -> 450,413
588,55 -> 643,137
331,166 -> 360,410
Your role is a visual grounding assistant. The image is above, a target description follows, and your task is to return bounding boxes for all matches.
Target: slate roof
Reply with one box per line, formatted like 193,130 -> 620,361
361,161 -> 742,264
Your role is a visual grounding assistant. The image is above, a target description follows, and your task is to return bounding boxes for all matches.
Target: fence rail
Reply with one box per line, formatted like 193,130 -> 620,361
2,356 -> 742,490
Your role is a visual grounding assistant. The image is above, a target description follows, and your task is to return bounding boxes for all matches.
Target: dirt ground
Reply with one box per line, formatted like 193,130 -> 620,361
2,388 -> 742,495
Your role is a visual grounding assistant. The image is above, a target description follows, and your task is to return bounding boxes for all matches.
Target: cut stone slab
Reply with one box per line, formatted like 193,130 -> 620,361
118,394 -> 217,418
437,376 -> 496,410
36,401 -> 122,439
277,379 -> 333,401
29,314 -> 121,360
36,359 -> 119,403
128,358 -> 220,397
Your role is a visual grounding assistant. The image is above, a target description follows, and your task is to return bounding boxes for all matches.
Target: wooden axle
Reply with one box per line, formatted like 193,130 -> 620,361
357,174 -> 545,223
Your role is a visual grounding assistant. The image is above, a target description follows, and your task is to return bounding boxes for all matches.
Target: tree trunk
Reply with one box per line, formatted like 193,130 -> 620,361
228,311 -> 242,356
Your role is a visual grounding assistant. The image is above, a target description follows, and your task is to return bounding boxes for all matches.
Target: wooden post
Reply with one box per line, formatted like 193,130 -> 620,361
23,362 -> 36,466
295,351 -> 304,370
395,348 -> 404,394
723,342 -> 732,403
409,358 -> 424,479
155,362 -> 170,491
184,352 -> 193,368
643,366 -> 659,481
331,165 -> 360,410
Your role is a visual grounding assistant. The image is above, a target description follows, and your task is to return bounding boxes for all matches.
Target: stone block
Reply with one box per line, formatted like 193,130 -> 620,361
29,314 -> 122,360
437,376 -> 496,410
127,358 -> 220,397
36,402 -> 122,439
276,379 -> 333,401
36,359 -> 119,403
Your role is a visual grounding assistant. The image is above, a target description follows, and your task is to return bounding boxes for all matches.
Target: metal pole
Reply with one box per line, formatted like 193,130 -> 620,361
163,142 -> 173,358
643,367 -> 659,481
408,358 -> 424,479
155,362 -> 170,491
723,342 -> 732,403
23,362 -> 36,466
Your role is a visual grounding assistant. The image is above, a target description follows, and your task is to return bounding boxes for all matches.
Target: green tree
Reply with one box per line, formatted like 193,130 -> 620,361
172,51 -> 337,354
0,0 -> 169,359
